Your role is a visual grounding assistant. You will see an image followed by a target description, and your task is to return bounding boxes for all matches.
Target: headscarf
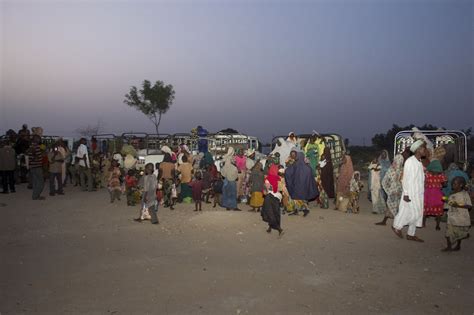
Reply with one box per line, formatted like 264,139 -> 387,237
427,160 -> 443,173
443,163 -> 469,196
265,164 -> 280,193
320,147 -> 335,198
161,145 -> 172,156
378,150 -> 391,180
285,152 -> 319,200
199,151 -> 214,169
382,154 -> 404,195
336,155 -> 354,195
221,160 -> 238,181
224,147 -> 235,161
410,139 -> 424,153
246,148 -> 255,157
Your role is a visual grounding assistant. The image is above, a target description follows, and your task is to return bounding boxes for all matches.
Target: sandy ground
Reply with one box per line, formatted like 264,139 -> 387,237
1,183 -> 473,315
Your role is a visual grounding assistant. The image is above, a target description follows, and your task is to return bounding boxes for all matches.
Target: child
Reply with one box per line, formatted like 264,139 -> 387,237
108,160 -> 122,203
442,177 -> 472,252
349,171 -> 363,213
108,172 -> 122,203
134,163 -> 159,224
248,162 -> 265,212
261,179 -> 284,236
125,169 -> 138,206
212,172 -> 223,208
423,160 -> 447,230
201,166 -> 212,204
189,172 -> 204,212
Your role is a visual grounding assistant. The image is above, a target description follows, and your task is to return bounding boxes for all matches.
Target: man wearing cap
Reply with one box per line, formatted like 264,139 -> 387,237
392,140 -> 427,242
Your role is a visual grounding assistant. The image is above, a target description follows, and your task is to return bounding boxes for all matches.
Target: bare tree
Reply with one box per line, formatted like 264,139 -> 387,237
75,119 -> 105,138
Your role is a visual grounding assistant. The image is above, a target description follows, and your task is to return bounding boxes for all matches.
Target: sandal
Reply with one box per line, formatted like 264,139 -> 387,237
406,235 -> 424,242
391,226 -> 403,239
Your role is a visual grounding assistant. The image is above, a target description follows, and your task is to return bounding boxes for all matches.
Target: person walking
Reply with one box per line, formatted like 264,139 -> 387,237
28,135 -> 45,200
48,144 -> 65,196
392,140 -> 427,242
76,138 -> 93,192
0,140 -> 17,194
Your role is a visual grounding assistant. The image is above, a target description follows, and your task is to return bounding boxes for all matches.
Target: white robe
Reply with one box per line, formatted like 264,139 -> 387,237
393,156 -> 425,229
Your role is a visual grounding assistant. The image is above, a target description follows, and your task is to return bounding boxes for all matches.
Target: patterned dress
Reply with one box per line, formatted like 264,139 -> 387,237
381,155 -> 404,218
423,172 -> 446,217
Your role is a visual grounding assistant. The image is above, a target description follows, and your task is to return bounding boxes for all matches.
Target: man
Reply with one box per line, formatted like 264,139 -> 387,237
48,143 -> 65,196
0,140 -> 17,193
28,135 -> 45,200
392,140 -> 427,242
76,138 -> 93,192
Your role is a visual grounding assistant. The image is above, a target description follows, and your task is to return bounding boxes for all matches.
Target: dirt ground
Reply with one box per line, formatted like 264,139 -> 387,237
1,183 -> 473,315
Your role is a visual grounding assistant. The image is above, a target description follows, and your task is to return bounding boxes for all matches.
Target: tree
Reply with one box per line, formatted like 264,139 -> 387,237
75,119 -> 105,138
219,128 -> 239,134
124,80 -> 175,134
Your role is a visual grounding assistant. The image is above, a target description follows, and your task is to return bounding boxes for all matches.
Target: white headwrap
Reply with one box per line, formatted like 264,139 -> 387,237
161,145 -> 172,155
410,139 -> 425,153
223,147 -> 235,161
246,148 -> 255,157
269,191 -> 282,202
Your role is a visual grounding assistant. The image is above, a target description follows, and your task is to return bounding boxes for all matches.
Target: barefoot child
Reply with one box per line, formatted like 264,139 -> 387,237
443,177 -> 472,251
189,172 -> 204,212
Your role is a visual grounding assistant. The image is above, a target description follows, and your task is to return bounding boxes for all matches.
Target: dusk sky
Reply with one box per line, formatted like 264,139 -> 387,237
1,0 -> 472,144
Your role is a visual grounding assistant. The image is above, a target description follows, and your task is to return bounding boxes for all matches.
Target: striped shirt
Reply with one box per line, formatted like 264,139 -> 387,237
28,144 -> 43,169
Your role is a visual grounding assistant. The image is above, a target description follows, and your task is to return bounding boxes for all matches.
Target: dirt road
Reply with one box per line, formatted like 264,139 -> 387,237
1,185 -> 473,314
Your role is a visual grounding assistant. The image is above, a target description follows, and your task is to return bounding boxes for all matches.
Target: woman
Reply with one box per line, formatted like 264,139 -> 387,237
379,150 -> 391,199
159,153 -> 176,210
249,162 -> 265,212
335,154 -> 354,211
304,134 -> 320,177
423,159 -> 447,230
285,151 -> 319,217
318,147 -> 335,209
376,154 -> 404,225
368,158 -> 386,214
234,149 -> 247,202
221,157 -> 240,211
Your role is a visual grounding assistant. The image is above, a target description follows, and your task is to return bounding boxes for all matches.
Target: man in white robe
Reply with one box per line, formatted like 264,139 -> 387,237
392,140 -> 427,242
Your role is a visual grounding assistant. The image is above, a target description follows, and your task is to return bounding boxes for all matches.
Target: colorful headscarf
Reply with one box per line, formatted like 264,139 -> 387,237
427,160 -> 443,173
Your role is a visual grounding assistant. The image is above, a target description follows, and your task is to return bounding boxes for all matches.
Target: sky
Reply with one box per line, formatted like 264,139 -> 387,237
1,0 -> 472,145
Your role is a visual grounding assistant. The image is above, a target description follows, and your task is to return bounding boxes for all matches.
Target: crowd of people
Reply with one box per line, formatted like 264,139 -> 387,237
368,137 -> 473,251
0,126 -> 473,246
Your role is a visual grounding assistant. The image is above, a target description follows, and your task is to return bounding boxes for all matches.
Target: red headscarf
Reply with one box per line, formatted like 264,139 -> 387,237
265,163 -> 280,193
